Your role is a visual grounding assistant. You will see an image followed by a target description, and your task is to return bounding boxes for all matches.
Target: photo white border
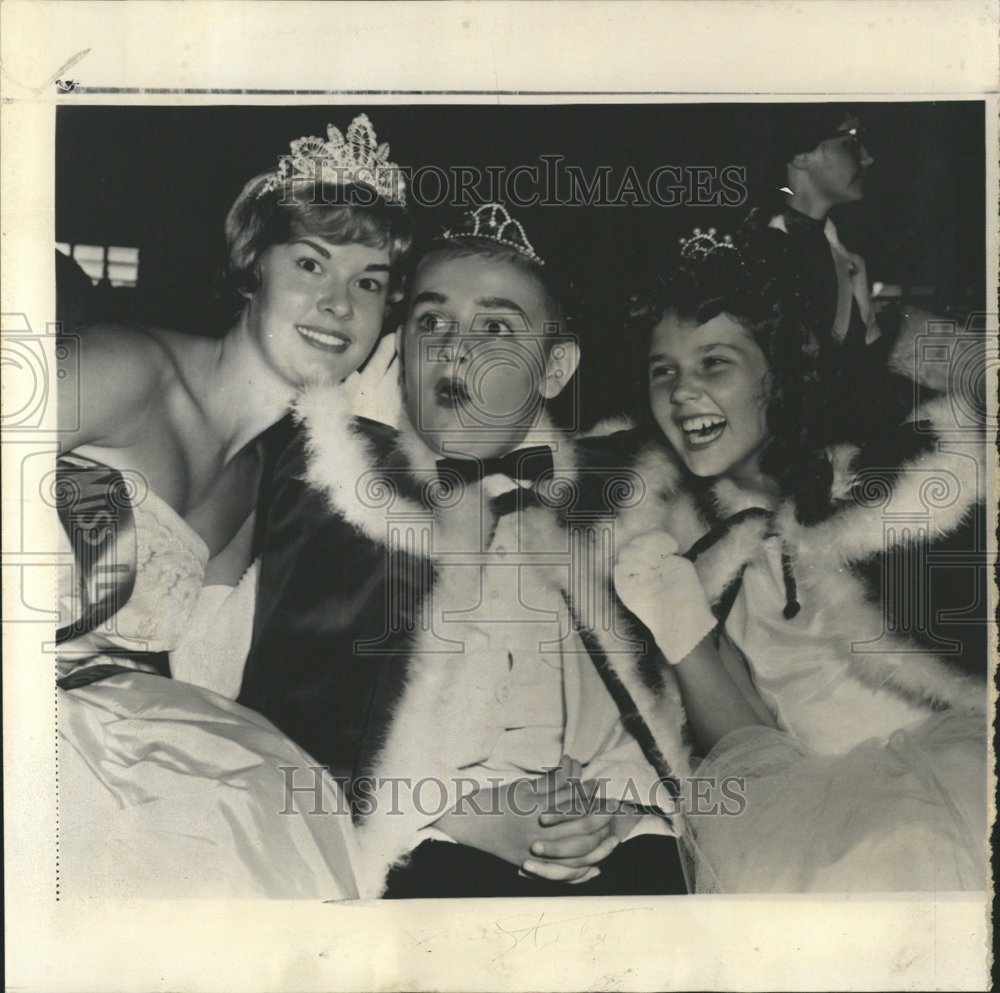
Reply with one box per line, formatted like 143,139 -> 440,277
3,2 -> 996,990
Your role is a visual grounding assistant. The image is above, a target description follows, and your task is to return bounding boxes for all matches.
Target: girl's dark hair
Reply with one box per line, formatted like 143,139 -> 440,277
629,227 -> 837,523
224,174 -> 415,305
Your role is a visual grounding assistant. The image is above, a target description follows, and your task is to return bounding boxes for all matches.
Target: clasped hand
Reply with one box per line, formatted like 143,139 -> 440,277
438,755 -> 638,885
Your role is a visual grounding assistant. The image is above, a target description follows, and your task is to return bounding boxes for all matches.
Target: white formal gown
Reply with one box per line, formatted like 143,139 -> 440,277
57,486 -> 364,899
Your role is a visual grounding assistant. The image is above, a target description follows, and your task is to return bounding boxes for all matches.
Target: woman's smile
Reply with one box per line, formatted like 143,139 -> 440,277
249,238 -> 390,385
295,323 -> 353,352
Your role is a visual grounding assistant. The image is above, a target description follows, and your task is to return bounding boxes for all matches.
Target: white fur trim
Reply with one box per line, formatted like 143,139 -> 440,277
301,409 -> 692,892
619,422 -> 987,721
780,544 -> 986,715
583,415 -> 637,438
690,518 -> 771,605
613,446 -> 687,549
791,403 -> 986,567
887,307 -> 957,392
296,384 -> 426,543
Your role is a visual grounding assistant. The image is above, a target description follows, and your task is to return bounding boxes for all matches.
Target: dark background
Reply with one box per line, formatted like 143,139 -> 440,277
56,102 -> 986,428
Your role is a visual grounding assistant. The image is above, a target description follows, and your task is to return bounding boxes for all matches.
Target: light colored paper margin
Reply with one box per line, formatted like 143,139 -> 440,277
2,2 -> 996,991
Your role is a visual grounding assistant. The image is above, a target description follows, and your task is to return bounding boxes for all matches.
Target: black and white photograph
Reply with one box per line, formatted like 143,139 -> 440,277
3,3 -> 996,991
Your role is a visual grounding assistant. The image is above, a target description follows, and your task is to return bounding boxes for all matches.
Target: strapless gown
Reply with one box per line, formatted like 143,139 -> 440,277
57,485 -> 364,899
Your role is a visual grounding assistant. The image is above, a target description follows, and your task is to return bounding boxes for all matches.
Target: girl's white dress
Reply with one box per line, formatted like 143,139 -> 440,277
619,400 -> 989,893
683,535 -> 986,893
57,485 -> 363,899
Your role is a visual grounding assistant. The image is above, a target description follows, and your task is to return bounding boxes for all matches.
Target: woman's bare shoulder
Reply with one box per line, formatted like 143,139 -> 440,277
62,323 -> 184,447
75,322 -> 177,372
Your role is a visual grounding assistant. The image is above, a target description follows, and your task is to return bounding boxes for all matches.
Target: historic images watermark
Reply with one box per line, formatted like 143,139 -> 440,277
276,159 -> 750,209
279,767 -> 749,819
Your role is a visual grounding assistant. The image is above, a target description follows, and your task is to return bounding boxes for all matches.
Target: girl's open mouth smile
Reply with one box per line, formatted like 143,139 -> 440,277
679,413 -> 727,447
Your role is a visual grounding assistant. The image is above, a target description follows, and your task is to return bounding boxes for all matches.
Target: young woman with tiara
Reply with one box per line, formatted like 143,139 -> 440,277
610,227 -> 988,892
55,114 -> 413,898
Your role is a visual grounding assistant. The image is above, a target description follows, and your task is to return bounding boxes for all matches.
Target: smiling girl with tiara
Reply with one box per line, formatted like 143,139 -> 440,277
56,114 -> 412,898
610,227 -> 988,892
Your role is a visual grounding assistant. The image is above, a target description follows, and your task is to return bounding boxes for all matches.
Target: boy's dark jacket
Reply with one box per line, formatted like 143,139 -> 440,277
241,385 -> 986,891
241,412 -> 416,797
239,390 -> 681,891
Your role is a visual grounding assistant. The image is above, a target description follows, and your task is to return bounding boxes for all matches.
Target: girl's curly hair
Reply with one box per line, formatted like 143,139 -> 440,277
628,225 -> 838,523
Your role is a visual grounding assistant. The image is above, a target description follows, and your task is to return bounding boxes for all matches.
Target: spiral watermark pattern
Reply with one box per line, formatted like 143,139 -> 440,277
421,470 -> 467,510
1,334 -> 50,430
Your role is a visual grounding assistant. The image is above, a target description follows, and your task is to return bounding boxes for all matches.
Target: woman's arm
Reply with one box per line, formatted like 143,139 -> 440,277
203,511 -> 256,586
170,553 -> 259,699
58,324 -> 165,452
169,511 -> 259,696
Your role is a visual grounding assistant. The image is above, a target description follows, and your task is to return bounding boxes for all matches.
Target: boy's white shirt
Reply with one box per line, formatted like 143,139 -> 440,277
389,437 -> 674,852
296,382 -> 694,892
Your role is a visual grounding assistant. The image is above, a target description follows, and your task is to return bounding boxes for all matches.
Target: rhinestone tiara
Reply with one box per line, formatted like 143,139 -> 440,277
254,113 -> 407,206
442,202 -> 545,266
678,226 -> 736,260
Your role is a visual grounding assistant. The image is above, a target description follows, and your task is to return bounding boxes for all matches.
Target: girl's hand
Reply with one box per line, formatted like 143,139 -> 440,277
614,531 -> 716,664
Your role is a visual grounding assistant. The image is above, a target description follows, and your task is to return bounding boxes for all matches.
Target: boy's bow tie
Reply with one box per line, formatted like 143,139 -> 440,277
435,445 -> 554,487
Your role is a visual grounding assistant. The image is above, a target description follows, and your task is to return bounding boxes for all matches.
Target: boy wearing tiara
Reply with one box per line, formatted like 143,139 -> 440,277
242,204 -> 767,898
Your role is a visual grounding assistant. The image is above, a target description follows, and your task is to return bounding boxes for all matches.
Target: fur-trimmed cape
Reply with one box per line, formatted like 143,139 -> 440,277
294,387 -> 694,896
615,395 -> 988,720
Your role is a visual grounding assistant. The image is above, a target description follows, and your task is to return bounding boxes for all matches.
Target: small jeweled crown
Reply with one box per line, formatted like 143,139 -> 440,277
442,202 -> 545,266
678,226 -> 736,260
254,113 -> 407,206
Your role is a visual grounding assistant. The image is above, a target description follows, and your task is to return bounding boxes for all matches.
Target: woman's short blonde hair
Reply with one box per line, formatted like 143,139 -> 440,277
224,175 -> 415,301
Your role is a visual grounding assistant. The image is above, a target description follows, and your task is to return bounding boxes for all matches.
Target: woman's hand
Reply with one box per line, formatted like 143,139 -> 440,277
614,531 -> 716,665
340,333 -> 402,427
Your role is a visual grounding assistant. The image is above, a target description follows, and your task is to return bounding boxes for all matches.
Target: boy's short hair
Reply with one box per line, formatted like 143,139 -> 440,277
225,175 -> 415,299
411,236 -> 566,330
